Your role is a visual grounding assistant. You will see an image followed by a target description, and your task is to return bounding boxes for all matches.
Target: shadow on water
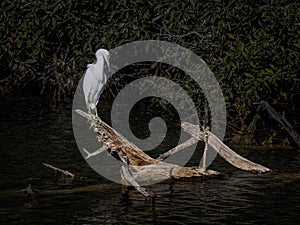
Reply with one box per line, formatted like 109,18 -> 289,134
0,97 -> 300,224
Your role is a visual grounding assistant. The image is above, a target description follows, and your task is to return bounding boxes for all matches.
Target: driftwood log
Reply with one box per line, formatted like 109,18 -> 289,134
75,110 -> 219,177
181,122 -> 270,173
75,109 -> 270,196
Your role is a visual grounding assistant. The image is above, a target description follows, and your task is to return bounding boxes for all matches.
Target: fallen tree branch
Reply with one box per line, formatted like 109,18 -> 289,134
42,163 -> 75,178
75,109 -> 220,178
75,109 -> 270,197
75,109 -> 158,166
181,122 -> 271,173
157,137 -> 198,161
83,145 -> 108,159
261,101 -> 300,147
120,162 -> 153,198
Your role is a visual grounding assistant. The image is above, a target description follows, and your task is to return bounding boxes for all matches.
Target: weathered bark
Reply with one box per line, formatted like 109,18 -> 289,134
75,109 -> 220,181
75,109 -> 270,196
181,122 -> 271,173
261,101 -> 300,147
75,109 -> 159,166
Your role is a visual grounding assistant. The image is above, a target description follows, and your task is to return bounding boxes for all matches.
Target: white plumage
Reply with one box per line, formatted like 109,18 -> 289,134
83,49 -> 110,116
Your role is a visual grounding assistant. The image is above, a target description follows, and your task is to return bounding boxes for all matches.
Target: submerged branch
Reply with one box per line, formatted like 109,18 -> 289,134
42,163 -> 75,178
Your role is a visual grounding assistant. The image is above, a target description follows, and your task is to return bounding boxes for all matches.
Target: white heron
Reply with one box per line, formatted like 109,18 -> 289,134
83,49 -> 110,117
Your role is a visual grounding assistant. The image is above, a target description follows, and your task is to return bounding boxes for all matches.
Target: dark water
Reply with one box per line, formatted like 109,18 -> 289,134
1,97 -> 300,224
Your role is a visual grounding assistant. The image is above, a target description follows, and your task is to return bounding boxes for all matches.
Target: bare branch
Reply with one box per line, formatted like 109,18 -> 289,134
182,122 -> 271,173
83,145 -> 108,159
157,137 -> 198,161
43,163 -> 75,178
261,101 -> 300,147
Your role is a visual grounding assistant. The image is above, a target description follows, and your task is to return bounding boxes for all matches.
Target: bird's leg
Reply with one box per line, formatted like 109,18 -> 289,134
88,105 -> 91,114
94,101 -> 99,117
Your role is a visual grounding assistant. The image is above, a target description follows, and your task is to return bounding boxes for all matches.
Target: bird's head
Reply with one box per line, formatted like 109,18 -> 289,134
95,49 -> 110,72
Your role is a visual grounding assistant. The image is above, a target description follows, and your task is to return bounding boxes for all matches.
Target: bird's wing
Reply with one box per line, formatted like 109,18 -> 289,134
84,49 -> 110,108
104,72 -> 107,85
93,73 -> 107,105
83,68 -> 98,104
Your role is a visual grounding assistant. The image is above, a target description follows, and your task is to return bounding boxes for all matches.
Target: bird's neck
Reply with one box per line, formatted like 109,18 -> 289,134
95,57 -> 105,71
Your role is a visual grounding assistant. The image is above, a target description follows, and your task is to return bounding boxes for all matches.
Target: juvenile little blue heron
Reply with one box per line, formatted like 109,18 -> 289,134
83,49 -> 110,117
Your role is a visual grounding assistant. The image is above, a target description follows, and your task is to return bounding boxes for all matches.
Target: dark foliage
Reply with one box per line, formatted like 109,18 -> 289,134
1,0 -> 299,139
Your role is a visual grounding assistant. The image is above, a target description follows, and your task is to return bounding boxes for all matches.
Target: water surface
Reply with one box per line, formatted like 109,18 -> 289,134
0,97 -> 300,224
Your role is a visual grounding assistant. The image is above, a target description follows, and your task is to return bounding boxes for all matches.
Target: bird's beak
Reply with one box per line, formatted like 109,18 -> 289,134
103,54 -> 110,73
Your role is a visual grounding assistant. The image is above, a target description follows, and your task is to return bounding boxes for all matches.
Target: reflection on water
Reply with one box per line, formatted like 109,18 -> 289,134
0,97 -> 300,224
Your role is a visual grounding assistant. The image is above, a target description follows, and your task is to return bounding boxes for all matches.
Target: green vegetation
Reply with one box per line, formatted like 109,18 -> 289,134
1,0 -> 299,143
